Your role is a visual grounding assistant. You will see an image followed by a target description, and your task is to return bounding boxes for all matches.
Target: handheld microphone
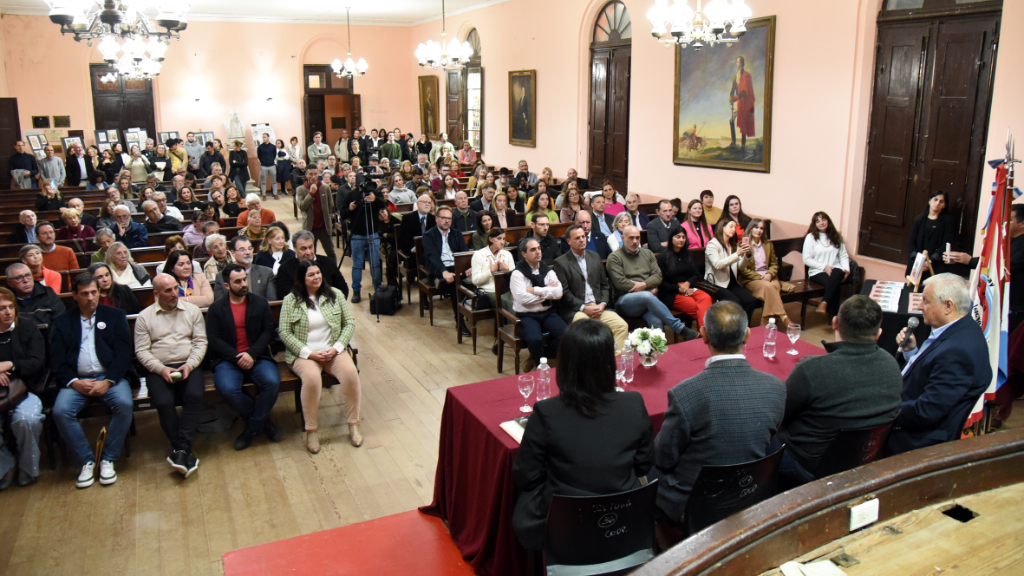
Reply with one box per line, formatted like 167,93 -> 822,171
900,317 -> 920,352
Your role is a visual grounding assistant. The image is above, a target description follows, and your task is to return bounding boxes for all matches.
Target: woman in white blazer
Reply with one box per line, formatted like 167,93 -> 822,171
802,211 -> 851,319
471,227 -> 515,355
704,219 -> 758,321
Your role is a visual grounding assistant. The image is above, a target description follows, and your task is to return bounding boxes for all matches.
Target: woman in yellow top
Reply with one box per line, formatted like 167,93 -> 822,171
168,139 -> 189,173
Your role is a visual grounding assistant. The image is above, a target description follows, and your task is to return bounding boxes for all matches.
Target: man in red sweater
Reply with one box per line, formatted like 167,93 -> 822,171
37,222 -> 79,272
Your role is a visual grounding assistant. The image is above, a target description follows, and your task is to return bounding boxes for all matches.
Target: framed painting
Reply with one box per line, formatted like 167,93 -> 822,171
418,75 -> 440,140
61,136 -> 83,154
508,70 -> 536,147
673,16 -> 776,173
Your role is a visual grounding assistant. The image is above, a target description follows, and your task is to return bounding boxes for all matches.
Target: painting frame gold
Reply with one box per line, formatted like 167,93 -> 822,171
508,69 -> 536,148
672,16 -> 776,173
418,75 -> 441,140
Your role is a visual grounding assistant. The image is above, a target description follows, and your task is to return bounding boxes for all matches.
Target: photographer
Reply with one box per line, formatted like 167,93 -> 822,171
341,177 -> 386,303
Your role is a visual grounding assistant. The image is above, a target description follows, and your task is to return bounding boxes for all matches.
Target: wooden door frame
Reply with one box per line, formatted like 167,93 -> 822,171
88,63 -> 156,143
301,65 -> 356,150
587,41 -> 631,192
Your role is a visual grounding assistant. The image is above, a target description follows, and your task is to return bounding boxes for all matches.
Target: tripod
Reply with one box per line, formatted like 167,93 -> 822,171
359,187 -> 383,323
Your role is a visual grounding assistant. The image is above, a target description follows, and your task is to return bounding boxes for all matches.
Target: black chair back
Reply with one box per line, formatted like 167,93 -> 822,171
816,420 -> 894,478
544,480 -> 658,576
685,444 -> 785,535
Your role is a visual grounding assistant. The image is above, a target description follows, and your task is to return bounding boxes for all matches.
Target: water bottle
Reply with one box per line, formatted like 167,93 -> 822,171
536,358 -> 551,401
621,343 -> 635,383
763,317 -> 777,358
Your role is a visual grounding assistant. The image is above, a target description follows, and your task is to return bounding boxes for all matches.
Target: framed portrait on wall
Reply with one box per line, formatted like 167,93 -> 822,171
508,70 -> 536,147
672,16 -> 776,173
418,75 -> 440,140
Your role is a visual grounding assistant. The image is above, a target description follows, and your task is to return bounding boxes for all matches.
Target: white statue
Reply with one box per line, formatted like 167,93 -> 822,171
225,111 -> 244,140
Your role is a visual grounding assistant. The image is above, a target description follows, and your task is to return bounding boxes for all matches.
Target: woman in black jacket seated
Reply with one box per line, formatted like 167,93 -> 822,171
906,189 -> 956,278
511,319 -> 654,551
0,287 -> 47,489
656,223 -> 714,329
87,262 -> 142,315
35,180 -> 65,212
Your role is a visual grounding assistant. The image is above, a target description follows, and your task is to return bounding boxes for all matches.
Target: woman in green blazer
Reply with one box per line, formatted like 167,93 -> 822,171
738,219 -> 790,328
280,260 -> 363,453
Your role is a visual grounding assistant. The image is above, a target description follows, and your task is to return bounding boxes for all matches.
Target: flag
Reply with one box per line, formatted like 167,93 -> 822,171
967,157 -> 1013,426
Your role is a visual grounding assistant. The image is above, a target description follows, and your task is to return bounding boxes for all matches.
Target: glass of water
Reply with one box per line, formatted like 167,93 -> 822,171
615,355 -> 626,392
517,374 -> 535,413
787,324 -> 801,355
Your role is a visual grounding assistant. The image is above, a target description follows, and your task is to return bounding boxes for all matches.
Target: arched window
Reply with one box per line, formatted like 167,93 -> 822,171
593,1 -> 632,44
463,28 -> 484,153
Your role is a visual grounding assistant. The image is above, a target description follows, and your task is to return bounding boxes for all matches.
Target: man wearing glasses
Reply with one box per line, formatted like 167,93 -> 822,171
422,206 -> 471,335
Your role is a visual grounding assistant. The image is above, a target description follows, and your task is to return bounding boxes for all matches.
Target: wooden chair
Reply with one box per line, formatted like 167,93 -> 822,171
684,443 -> 786,536
413,236 -> 444,326
455,251 -> 496,354
815,420 -> 895,478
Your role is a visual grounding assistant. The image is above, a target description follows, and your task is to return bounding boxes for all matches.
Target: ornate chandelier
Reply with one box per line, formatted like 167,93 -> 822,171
332,7 -> 368,79
647,0 -> 752,50
47,0 -> 190,78
415,0 -> 473,70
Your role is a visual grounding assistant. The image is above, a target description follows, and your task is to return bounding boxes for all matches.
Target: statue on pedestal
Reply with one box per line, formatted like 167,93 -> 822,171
225,111 -> 245,147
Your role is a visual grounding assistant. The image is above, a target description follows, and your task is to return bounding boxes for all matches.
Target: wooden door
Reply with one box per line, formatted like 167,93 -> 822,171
304,94 -> 326,153
446,70 -> 463,146
588,51 -> 609,185
0,98 -> 20,189
352,94 -> 362,131
588,46 -> 630,191
89,65 -> 156,140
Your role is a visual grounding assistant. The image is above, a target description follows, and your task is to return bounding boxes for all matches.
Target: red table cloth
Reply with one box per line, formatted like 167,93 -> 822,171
420,326 -> 825,576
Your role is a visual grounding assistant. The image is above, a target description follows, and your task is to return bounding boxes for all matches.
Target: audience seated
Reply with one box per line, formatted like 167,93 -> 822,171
589,194 -> 616,238
656,224 -> 713,329
559,183 -> 585,223
471,183 -> 497,213
56,210 -> 95,243
213,236 -> 276,301
888,273 -> 992,456
700,190 -> 721,226
423,207 -> 471,334
470,212 -> 495,251
559,211 -> 610,260
37,222 -> 78,272
65,198 -> 99,229
135,274 -> 208,479
112,205 -> 148,249
5,262 -> 64,325
607,226 -> 698,340
645,200 -> 679,255
650,301 -> 786,539
526,192 -> 558,226
451,191 -> 477,233
10,210 -> 38,244
207,263 -> 282,451
802,211 -> 852,320
510,237 -> 566,370
705,220 -> 758,322
0,288 -> 47,490
51,275 -> 135,489
275,230 -> 348,300
681,199 -> 714,249
236,194 -> 277,228
20,245 -> 60,291
776,296 -> 902,486
106,241 -> 152,288
553,224 -> 628,353
738,219 -> 790,328
529,214 -> 561,266
253,226 -> 295,275
512,319 -> 653,550
163,250 -> 214,308
202,234 -> 232,283
470,227 -> 514,311
35,180 -> 65,212
607,213 -> 632,253
88,262 -> 142,315
280,259 -> 363,453
154,192 -> 183,222
239,209 -> 270,242
143,200 -> 184,233
720,195 -> 750,238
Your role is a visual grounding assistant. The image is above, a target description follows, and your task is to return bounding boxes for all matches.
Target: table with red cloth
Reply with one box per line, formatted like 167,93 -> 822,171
419,326 -> 825,576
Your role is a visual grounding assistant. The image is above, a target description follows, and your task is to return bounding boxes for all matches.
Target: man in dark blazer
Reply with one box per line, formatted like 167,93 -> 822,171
275,230 -> 348,300
887,273 -> 992,456
213,236 -> 277,301
469,183 -> 496,213
646,200 -> 680,255
624,193 -> 650,230
559,211 -> 611,259
399,194 -> 436,255
50,275 -> 135,488
64,141 -> 94,187
207,263 -> 281,451
649,301 -> 786,527
530,214 -> 561,266
422,206 -> 470,332
553,225 -> 629,352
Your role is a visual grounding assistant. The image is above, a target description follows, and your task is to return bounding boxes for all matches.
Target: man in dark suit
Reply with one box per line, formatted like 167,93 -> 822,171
887,273 -> 992,456
624,193 -> 650,229
512,80 -> 531,141
212,236 -> 277,301
422,206 -> 470,333
64,141 -> 94,187
649,301 -> 786,532
10,210 -> 37,244
207,264 -> 281,451
553,224 -> 629,353
589,194 -> 616,238
559,211 -> 610,259
451,191 -> 477,233
399,194 -> 436,255
275,230 -> 348,300
51,274 -> 135,488
646,200 -> 680,255
470,183 -> 496,213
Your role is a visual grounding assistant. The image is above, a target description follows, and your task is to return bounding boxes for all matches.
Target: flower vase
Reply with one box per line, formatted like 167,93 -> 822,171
641,352 -> 659,368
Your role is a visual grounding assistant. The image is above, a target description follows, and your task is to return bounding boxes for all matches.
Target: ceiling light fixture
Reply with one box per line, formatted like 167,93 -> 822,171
647,0 -> 752,50
332,7 -> 368,79
415,0 -> 473,70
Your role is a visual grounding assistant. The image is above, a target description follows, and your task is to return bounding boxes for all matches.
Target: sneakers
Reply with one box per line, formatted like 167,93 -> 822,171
77,462 -> 96,489
263,418 -> 282,443
167,450 -> 188,475
234,429 -> 257,451
184,452 -> 199,478
99,460 -> 117,485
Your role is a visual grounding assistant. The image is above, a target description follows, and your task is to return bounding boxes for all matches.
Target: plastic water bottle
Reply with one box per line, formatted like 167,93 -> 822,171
621,343 -> 635,383
536,358 -> 551,401
763,317 -> 777,359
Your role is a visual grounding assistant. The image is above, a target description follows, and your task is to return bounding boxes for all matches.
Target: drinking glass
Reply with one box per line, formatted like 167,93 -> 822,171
517,374 -> 535,413
615,355 -> 626,392
787,323 -> 802,355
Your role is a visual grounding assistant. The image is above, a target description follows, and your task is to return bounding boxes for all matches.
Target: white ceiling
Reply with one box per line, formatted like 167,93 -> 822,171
0,0 -> 509,26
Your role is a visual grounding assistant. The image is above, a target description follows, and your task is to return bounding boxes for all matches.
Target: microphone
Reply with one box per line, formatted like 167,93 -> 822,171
899,317 -> 920,352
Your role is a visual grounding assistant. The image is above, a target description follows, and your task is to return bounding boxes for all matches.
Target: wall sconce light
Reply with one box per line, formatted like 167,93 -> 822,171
266,97 -> 273,102
195,98 -> 200,103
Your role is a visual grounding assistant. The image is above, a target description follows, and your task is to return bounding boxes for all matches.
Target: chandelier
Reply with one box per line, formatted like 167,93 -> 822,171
47,0 -> 190,78
331,7 -> 368,79
647,0 -> 752,50
415,0 -> 473,70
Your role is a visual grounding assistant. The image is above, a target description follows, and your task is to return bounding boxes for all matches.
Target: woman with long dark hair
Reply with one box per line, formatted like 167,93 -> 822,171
471,211 -> 495,250
511,319 -> 654,551
739,219 -> 790,328
802,211 -> 850,319
87,262 -> 142,315
906,189 -> 955,277
721,194 -> 751,238
657,224 -> 713,328
279,260 -> 363,453
705,219 -> 757,321
681,199 -> 714,249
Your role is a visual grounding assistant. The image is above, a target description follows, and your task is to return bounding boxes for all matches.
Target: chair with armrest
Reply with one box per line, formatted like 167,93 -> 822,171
414,236 -> 443,326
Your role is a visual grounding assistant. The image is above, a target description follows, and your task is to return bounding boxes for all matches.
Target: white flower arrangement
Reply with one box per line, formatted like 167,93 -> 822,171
627,327 -> 668,356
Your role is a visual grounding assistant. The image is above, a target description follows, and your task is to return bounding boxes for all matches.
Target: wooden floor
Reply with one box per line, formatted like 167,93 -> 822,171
0,194 -> 975,576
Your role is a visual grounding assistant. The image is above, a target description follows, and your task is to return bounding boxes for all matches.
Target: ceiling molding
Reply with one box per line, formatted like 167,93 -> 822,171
0,0 -> 510,27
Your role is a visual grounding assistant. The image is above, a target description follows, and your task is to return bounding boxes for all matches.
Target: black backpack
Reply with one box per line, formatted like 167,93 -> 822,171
369,285 -> 402,316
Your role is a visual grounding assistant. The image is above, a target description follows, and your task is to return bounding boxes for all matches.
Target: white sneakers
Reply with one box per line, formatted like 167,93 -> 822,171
77,460 -> 117,489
